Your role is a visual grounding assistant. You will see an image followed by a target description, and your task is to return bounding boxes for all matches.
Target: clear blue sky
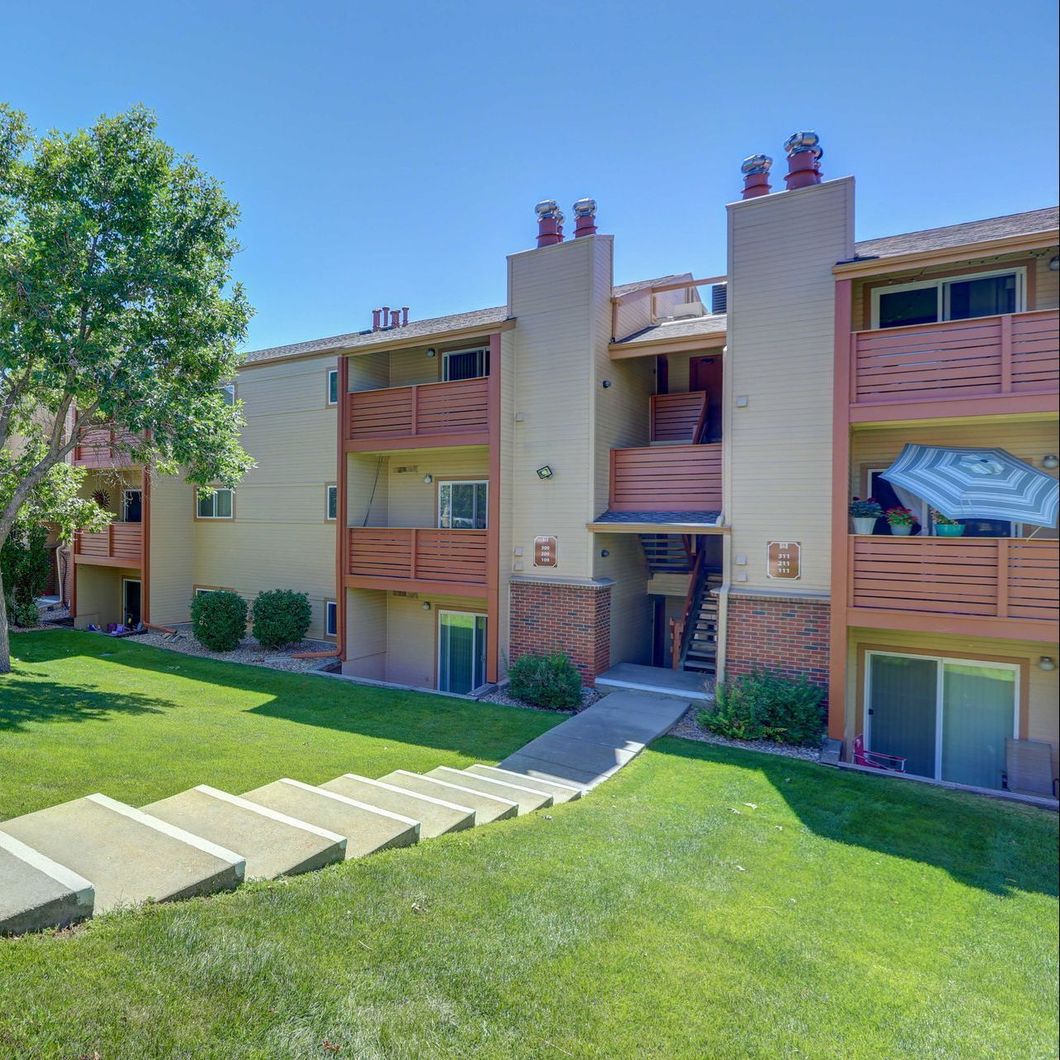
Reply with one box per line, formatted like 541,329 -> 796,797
7,0 -> 1059,351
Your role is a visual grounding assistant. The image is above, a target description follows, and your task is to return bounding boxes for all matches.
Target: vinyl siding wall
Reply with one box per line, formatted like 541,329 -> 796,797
148,472 -> 195,625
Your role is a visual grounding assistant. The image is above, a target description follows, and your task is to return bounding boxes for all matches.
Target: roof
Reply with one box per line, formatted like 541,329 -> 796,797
852,206 -> 1059,261
610,313 -> 727,349
592,509 -> 722,526
612,273 -> 693,298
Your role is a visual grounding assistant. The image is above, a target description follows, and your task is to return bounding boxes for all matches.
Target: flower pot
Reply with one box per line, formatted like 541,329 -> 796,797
852,517 -> 878,534
935,524 -> 965,537
889,523 -> 913,536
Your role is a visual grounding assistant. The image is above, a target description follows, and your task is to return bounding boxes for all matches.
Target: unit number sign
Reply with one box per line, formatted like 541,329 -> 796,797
534,536 -> 558,567
766,541 -> 801,580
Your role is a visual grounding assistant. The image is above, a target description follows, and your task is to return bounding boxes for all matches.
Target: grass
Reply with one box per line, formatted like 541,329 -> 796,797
1,631 -> 1058,1058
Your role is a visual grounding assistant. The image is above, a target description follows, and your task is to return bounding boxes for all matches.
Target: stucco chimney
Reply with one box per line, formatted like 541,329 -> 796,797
535,200 -> 564,247
573,198 -> 597,237
783,132 -> 823,190
741,155 -> 773,199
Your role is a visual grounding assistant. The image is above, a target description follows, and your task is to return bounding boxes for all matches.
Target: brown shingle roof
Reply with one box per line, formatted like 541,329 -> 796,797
852,206 -> 1058,261
613,272 -> 693,297
611,312 -> 727,348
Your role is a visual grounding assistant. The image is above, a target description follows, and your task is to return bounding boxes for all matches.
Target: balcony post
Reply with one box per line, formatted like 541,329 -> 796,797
999,314 -> 1013,393
996,537 -> 1010,619
410,529 -> 418,580
410,386 -> 418,435
486,331 -> 502,683
334,354 -> 350,661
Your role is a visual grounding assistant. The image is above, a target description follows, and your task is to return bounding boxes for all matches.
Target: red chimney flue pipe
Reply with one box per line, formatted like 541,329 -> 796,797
372,308 -> 382,331
740,155 -> 773,199
401,306 -> 409,326
573,198 -> 597,237
784,131 -> 823,190
535,200 -> 564,247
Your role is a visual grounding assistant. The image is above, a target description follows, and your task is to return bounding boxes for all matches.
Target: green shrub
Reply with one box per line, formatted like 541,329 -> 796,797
190,590 -> 247,652
251,589 -> 312,650
1,519 -> 50,625
508,652 -> 582,710
698,669 -> 824,746
6,594 -> 40,628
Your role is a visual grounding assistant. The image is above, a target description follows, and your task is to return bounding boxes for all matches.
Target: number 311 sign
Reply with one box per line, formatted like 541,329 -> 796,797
766,541 -> 801,580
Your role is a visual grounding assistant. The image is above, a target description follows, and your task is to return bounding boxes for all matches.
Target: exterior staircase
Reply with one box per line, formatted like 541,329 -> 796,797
671,551 -> 721,675
639,534 -> 693,574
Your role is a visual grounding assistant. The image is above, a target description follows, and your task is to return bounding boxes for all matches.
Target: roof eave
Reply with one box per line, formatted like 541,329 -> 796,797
608,329 -> 727,359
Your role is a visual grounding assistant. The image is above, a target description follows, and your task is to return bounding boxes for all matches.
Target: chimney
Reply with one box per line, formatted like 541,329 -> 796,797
372,308 -> 382,331
401,306 -> 409,326
573,198 -> 597,237
783,131 -> 823,190
381,305 -> 390,329
390,309 -> 401,328
740,154 -> 773,199
535,199 -> 564,247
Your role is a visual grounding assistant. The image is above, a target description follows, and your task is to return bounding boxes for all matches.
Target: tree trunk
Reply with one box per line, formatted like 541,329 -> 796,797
0,569 -> 10,675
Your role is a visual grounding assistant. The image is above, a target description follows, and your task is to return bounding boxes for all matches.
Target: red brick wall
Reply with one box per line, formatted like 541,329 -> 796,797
509,580 -> 611,685
725,593 -> 830,693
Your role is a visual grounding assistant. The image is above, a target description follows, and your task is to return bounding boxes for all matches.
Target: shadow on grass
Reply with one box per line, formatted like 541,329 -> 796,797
0,677 -> 167,732
654,736 -> 1059,900
6,630 -> 561,760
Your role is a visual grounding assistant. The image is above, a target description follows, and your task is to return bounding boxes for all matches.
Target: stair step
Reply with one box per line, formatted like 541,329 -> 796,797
0,794 -> 244,914
425,767 -> 553,813
142,786 -> 346,880
466,765 -> 583,803
240,780 -> 419,858
377,771 -> 518,824
0,831 -> 95,935
319,774 -> 476,838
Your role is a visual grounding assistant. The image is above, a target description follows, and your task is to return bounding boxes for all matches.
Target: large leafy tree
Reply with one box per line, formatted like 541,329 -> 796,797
0,104 -> 253,671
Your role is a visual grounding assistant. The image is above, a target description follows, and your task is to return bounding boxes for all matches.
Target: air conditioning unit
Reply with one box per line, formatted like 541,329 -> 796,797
711,284 -> 728,315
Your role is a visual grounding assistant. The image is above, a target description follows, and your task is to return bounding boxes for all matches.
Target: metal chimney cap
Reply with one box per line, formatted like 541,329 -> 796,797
534,199 -> 561,219
784,131 -> 823,159
572,197 -> 597,218
740,154 -> 773,175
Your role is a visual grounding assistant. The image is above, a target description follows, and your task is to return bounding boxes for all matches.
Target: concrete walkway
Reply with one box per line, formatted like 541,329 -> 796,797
499,688 -> 690,790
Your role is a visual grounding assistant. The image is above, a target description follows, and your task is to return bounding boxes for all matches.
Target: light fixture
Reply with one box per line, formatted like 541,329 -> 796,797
423,473 -> 433,484
426,347 -> 437,358
1049,255 -> 1059,272
1041,454 -> 1059,470
601,379 -> 612,389
536,465 -> 554,480
421,601 -> 432,612
1038,656 -> 1055,672
600,549 -> 610,557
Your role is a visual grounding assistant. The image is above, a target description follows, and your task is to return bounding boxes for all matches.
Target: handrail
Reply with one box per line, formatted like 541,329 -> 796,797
672,547 -> 706,670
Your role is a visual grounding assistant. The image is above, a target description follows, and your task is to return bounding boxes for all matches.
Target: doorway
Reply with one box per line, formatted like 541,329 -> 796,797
122,578 -> 142,627
123,488 -> 143,523
689,356 -> 723,442
438,611 -> 487,694
865,651 -> 1018,789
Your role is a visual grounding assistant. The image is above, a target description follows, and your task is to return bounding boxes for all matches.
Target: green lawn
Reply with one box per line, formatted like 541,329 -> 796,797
1,631 -> 1057,1058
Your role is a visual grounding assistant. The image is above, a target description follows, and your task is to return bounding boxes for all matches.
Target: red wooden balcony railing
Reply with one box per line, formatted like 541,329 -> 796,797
650,392 -> 707,444
609,443 -> 722,512
73,522 -> 143,565
73,425 -> 143,467
346,377 -> 489,450
346,527 -> 488,591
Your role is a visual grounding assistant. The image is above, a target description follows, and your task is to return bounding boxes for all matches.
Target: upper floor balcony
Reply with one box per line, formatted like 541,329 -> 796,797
345,377 -> 490,452
847,309 -> 1059,423
609,442 -> 722,513
847,534 -> 1058,641
345,526 -> 488,596
73,425 -> 144,467
74,522 -> 143,567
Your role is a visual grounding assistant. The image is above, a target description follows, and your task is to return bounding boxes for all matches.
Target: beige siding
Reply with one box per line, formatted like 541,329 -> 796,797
346,452 -> 389,528
343,587 -> 387,680
386,448 -> 489,527
725,177 -> 855,592
148,472 -> 195,625
389,346 -> 442,388
596,533 -> 651,666
74,565 -> 138,629
347,351 -> 389,392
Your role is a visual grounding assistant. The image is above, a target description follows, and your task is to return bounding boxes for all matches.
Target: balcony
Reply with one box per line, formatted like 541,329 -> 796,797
609,443 -> 722,512
74,522 -> 143,567
346,377 -> 490,451
650,392 -> 707,443
848,535 -> 1059,640
346,527 -> 488,596
848,309 -> 1059,422
73,425 -> 143,467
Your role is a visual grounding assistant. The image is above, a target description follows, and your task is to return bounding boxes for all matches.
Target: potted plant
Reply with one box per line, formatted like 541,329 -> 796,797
849,498 -> 883,534
931,509 -> 965,537
885,506 -> 915,536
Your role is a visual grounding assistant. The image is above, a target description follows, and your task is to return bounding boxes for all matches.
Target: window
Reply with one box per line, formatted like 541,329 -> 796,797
220,383 -> 236,406
442,346 -> 489,382
438,480 -> 488,529
438,611 -> 487,693
327,368 -> 339,406
325,484 -> 338,520
325,600 -> 338,637
197,488 -> 234,519
872,269 -> 1025,329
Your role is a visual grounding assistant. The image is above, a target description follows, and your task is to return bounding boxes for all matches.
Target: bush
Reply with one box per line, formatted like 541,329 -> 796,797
6,594 -> 40,629
698,669 -> 824,746
1,519 -> 51,623
251,589 -> 312,650
190,590 -> 247,652
508,652 -> 582,711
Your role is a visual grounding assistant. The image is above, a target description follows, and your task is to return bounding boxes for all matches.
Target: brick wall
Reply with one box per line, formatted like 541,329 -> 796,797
509,580 -> 611,685
724,592 -> 830,694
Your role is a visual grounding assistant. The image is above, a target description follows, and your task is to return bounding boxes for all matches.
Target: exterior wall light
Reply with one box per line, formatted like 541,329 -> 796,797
423,473 -> 433,484
536,465 -> 554,480
426,347 -> 437,358
421,601 -> 432,612
1038,656 -> 1056,671
1041,455 -> 1059,470
601,379 -> 612,388
1049,255 -> 1059,272
600,549 -> 610,557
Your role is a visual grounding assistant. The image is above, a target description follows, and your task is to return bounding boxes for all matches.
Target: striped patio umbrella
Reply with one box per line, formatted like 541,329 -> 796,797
882,445 -> 1059,527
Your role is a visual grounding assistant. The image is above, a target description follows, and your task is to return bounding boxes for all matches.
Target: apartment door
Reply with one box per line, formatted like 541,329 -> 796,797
866,652 -> 1018,789
123,489 -> 143,523
122,578 -> 142,626
438,611 -> 487,694
689,356 -> 722,442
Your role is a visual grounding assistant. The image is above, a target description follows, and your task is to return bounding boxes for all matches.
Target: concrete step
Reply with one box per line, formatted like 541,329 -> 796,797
0,831 -> 95,936
466,764 -> 584,803
142,786 -> 347,880
319,774 -> 475,838
0,794 -> 244,914
240,779 -> 419,858
424,766 -> 553,814
377,771 -> 518,824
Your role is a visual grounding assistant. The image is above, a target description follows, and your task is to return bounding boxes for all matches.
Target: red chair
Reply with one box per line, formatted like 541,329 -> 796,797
853,734 -> 907,773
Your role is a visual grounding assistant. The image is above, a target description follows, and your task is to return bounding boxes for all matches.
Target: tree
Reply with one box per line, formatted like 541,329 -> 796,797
0,104 -> 253,671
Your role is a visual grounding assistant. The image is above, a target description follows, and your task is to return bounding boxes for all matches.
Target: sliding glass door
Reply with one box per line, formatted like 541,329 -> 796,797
866,652 -> 1018,790
438,611 -> 487,694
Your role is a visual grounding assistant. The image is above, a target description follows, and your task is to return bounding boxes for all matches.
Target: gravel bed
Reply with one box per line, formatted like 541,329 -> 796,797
479,684 -> 600,715
669,705 -> 822,762
123,629 -> 334,673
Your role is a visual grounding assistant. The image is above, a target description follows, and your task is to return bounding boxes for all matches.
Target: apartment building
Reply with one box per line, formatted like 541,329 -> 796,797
67,135 -> 1059,796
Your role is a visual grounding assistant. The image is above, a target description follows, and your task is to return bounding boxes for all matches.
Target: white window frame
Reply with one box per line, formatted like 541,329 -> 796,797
870,267 -> 1027,330
326,368 -> 339,406
220,383 -> 236,406
197,488 -> 234,520
864,650 -> 1020,782
437,609 -> 488,693
437,479 -> 488,530
325,600 -> 338,637
325,484 -> 338,521
442,346 -> 488,382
